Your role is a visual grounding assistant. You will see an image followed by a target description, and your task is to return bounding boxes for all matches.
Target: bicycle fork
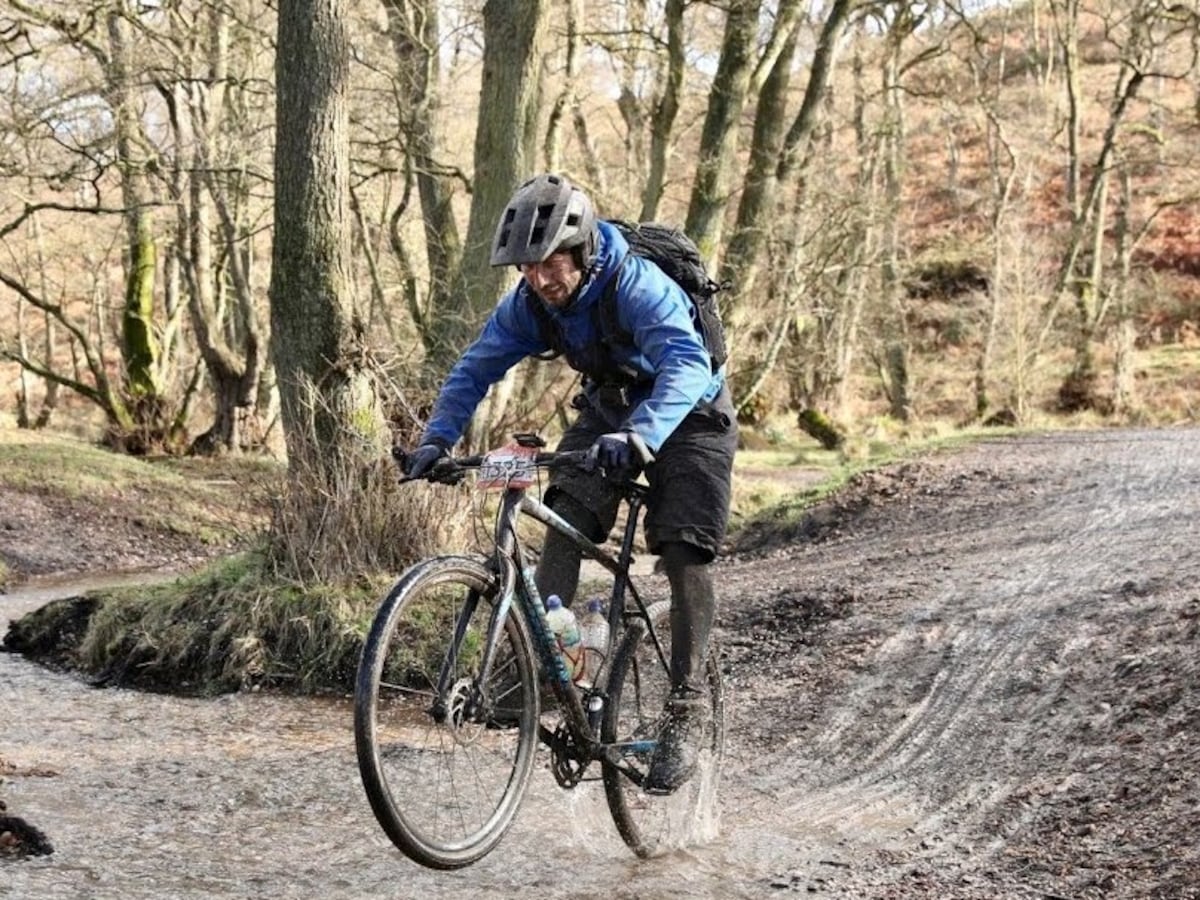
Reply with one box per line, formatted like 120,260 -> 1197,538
427,562 -> 519,726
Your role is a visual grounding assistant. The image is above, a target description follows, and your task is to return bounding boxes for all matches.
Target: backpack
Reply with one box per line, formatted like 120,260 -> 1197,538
525,219 -> 729,378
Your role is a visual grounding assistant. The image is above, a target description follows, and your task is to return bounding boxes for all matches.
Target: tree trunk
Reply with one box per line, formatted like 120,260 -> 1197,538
640,0 -> 684,220
719,4 -> 801,326
270,0 -> 397,581
1111,165 -> 1136,417
271,0 -> 380,463
456,0 -> 549,361
161,5 -> 265,455
1050,0 -> 1158,411
880,16 -> 911,423
722,0 -> 852,304
684,0 -> 762,262
456,0 -> 550,448
108,7 -> 169,450
968,6 -> 1019,423
383,0 -> 465,340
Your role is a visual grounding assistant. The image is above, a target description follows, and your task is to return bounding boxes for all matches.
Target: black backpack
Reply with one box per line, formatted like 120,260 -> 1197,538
525,220 -> 729,378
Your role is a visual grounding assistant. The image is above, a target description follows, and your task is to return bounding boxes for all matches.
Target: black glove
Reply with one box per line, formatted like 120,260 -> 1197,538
402,440 -> 450,479
586,432 -> 636,473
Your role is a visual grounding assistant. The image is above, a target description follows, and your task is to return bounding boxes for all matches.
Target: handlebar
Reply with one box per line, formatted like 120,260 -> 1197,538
391,444 -> 592,485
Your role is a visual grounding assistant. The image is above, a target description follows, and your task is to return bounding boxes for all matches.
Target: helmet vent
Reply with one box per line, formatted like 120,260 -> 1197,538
531,203 -> 556,246
496,209 -> 516,248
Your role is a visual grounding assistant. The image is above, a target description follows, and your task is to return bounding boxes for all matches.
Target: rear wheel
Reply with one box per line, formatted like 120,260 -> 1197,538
354,556 -> 539,869
601,600 -> 724,857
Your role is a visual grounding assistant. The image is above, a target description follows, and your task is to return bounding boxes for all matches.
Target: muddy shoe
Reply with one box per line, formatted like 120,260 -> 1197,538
643,691 -> 709,795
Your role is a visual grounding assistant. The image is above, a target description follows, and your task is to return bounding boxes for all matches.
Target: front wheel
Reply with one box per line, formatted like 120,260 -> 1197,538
601,600 -> 724,857
354,556 -> 539,869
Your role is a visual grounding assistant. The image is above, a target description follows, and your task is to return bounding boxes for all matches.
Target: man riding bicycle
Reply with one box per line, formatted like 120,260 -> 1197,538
403,173 -> 738,794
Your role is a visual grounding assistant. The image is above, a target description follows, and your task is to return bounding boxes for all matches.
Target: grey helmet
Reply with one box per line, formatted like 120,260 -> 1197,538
490,173 -> 598,268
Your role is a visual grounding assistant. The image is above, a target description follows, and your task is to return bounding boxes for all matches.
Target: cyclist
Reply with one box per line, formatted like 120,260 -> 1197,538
403,172 -> 737,794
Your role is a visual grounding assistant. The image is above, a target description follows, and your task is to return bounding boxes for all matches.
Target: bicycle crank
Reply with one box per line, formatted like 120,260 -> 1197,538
543,721 -> 588,788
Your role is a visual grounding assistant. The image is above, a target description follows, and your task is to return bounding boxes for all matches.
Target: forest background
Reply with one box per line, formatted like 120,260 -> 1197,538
1,0 -> 1199,590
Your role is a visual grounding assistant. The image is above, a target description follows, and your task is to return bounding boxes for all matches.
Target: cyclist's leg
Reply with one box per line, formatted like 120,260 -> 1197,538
535,490 -> 603,606
642,386 -> 737,793
642,542 -> 714,793
534,409 -> 620,607
661,541 -> 716,697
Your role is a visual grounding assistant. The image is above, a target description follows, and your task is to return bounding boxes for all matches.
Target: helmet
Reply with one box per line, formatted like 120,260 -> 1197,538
490,173 -> 597,268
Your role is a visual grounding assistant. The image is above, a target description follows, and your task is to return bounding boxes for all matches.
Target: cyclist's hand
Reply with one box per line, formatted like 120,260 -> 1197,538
401,441 -> 450,479
585,431 -> 652,474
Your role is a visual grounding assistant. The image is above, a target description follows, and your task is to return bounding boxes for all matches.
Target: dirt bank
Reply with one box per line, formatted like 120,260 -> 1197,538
718,427 -> 1200,898
2,427 -> 1198,897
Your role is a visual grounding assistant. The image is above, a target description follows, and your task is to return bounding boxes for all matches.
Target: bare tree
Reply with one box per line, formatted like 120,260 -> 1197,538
721,0 -> 852,301
683,0 -> 762,261
381,0 -> 467,356
456,1 -> 550,351
1048,0 -> 1198,412
543,0 -> 605,192
4,0 -> 1199,456
157,2 -> 272,454
640,0 -> 686,220
0,0 -> 188,449
0,0 -> 280,452
721,0 -> 855,432
454,0 -> 551,447
270,0 -> 380,459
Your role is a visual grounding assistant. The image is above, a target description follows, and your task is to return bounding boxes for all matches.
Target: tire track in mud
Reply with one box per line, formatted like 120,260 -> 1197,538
767,431 -> 1198,863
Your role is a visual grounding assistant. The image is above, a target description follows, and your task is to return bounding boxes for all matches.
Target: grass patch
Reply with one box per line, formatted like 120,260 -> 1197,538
0,425 -> 280,547
7,550 -> 391,695
728,424 -> 1009,551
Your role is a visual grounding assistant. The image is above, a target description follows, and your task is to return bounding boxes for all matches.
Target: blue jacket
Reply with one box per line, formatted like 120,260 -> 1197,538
422,220 -> 725,452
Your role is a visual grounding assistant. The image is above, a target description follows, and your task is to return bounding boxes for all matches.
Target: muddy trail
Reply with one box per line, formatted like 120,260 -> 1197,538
2,428 -> 1199,898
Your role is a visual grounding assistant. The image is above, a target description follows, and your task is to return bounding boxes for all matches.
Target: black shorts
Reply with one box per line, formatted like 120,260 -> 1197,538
548,385 -> 738,561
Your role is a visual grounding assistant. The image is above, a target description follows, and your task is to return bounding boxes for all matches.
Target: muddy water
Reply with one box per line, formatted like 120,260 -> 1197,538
11,430 -> 1186,896
0,578 -> 815,900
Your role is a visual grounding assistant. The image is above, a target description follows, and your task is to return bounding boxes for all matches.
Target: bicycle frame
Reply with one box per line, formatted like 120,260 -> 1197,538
444,450 -> 669,785
359,439 -> 725,866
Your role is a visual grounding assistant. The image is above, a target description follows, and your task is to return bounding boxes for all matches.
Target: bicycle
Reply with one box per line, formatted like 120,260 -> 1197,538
354,433 -> 724,869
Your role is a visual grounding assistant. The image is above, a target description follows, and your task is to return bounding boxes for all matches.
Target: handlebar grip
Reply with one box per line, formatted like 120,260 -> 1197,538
540,449 -> 590,468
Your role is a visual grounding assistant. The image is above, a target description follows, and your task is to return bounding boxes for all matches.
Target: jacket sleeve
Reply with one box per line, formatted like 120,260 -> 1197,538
615,258 -> 718,451
421,289 -> 550,447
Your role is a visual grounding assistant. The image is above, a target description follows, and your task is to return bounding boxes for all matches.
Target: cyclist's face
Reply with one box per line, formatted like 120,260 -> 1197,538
519,251 -> 582,307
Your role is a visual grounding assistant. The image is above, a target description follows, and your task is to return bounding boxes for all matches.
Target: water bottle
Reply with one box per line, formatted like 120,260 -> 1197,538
578,598 -> 610,689
544,594 -> 583,682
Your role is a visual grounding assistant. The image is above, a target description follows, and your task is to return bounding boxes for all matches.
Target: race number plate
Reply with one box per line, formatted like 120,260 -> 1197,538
477,443 -> 538,490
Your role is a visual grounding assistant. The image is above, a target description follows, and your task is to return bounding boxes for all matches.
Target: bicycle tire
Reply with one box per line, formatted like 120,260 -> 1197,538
601,599 -> 724,858
354,555 -> 539,869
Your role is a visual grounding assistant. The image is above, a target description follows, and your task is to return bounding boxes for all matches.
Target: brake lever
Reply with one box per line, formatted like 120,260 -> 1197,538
391,445 -> 455,485
428,457 -> 465,485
